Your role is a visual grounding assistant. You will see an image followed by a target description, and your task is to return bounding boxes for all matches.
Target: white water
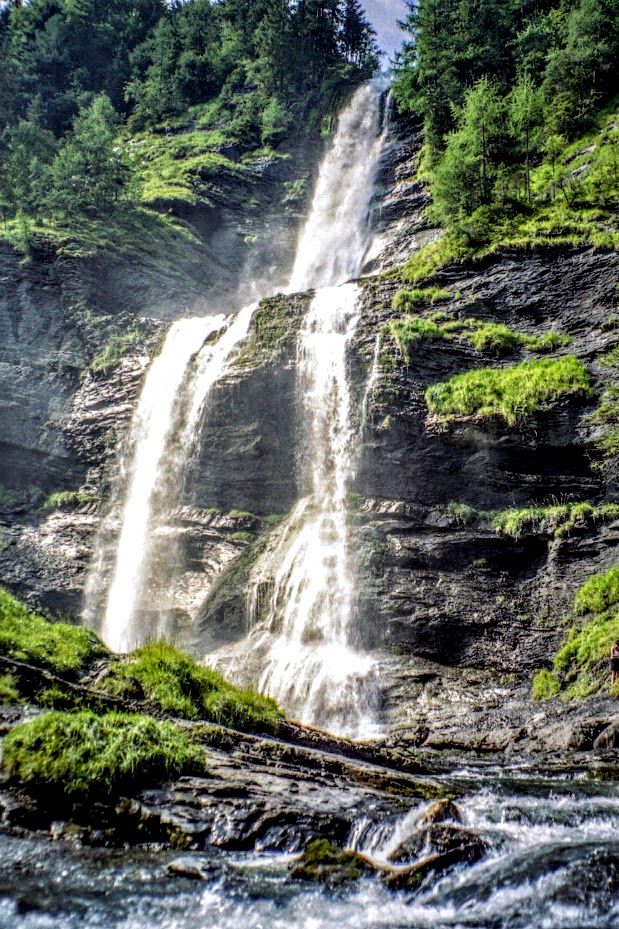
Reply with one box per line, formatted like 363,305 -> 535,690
244,285 -> 379,736
97,306 -> 255,653
90,78 -> 388,736
289,79 -> 388,292
212,80 -> 389,737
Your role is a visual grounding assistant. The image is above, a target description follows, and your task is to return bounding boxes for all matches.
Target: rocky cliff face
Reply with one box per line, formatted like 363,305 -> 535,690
2,107 -> 619,737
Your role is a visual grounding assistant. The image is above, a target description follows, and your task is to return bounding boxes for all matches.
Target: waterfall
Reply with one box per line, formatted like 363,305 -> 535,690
87,77 -> 389,737
289,79 -> 388,291
88,306 -> 255,653
211,79 -> 389,738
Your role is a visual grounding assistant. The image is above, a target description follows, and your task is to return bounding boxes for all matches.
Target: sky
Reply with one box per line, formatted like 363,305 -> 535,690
362,0 -> 409,60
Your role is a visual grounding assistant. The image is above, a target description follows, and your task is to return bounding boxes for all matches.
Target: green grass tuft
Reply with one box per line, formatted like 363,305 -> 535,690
102,642 -> 282,732
0,587 -> 106,677
531,669 -> 561,700
426,356 -> 592,425
0,672 -> 21,705
465,322 -> 523,356
574,567 -> 619,616
390,316 -> 452,362
2,710 -> 206,800
392,287 -> 451,311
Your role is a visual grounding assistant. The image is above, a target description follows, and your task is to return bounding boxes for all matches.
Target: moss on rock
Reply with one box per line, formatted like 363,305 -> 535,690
0,587 -> 106,678
2,710 -> 206,801
290,839 -> 376,884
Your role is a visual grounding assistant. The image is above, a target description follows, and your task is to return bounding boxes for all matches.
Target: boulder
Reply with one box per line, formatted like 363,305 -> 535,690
389,823 -> 488,865
417,799 -> 463,827
290,839 -> 377,884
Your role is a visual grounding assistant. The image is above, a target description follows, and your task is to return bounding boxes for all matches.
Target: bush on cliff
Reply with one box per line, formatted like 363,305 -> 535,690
103,642 -> 282,733
0,587 -> 106,677
426,356 -> 592,426
2,711 -> 206,801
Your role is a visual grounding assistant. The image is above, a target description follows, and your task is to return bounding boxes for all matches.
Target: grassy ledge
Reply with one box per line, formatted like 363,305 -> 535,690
102,642 -> 282,733
446,500 -> 619,540
390,308 -> 569,363
2,710 -> 206,801
426,356 -> 592,426
0,587 -> 106,677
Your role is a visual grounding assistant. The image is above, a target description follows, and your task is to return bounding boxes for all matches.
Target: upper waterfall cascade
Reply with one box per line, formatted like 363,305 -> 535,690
87,77 -> 390,736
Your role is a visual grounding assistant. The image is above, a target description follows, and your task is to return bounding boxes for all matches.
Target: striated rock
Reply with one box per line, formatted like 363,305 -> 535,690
290,840 -> 376,884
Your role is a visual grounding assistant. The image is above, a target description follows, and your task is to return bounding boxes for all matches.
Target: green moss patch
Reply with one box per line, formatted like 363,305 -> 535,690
392,287 -> 451,311
0,587 -> 106,677
102,642 -> 282,733
426,356 -> 592,426
290,840 -> 376,884
534,568 -> 619,698
2,711 -> 205,801
90,330 -> 144,375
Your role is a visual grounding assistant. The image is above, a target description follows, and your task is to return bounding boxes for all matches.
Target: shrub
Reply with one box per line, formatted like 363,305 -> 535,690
102,642 -> 282,732
2,711 -> 206,800
0,587 -> 106,676
425,356 -> 592,425
574,567 -> 619,616
531,669 -> 561,700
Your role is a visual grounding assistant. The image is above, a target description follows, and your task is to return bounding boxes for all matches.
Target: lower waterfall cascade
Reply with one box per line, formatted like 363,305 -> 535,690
85,76 -> 390,733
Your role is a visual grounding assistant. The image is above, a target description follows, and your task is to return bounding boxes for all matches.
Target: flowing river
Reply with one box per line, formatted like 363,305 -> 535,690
2,764 -> 618,928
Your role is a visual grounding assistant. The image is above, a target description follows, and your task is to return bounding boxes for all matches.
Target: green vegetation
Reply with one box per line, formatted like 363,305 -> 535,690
426,356 -> 592,426
0,0 -> 378,254
0,587 -> 106,677
446,500 -> 619,539
464,323 -> 569,357
0,672 -> 21,706
389,309 -> 570,363
394,0 -> 619,257
42,491 -> 97,513
2,710 -> 206,800
589,387 -> 619,461
102,642 -> 282,732
574,567 -> 619,616
534,568 -> 619,698
90,331 -> 144,374
531,669 -> 561,700
239,293 -> 311,367
390,317 -> 451,361
392,287 -> 451,312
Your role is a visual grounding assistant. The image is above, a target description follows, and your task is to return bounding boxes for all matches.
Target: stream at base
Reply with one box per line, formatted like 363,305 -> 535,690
4,766 -> 619,929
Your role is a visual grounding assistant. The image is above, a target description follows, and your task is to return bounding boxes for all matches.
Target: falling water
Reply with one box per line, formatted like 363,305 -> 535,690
93,306 -> 255,653
289,78 -> 388,292
212,79 -> 389,737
